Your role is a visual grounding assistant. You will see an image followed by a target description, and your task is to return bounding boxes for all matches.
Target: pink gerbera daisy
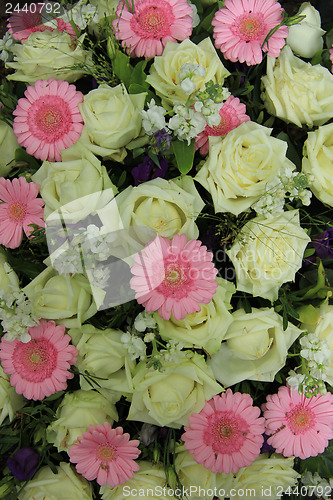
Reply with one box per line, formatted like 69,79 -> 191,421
330,47 -> 333,73
7,11 -> 53,42
112,0 -> 193,58
212,0 -> 289,66
13,79 -> 84,162
262,385 -> 333,459
68,422 -> 141,487
182,390 -> 265,474
130,233 -> 218,320
0,319 -> 78,401
0,177 -> 45,249
195,95 -> 250,155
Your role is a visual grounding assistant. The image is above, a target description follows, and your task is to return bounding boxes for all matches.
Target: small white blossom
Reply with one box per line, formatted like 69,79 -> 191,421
180,77 -> 196,95
179,63 -> 206,82
141,99 -> 167,135
302,471 -> 333,499
0,32 -> 14,63
0,288 -> 39,342
159,340 -> 185,364
168,105 -> 206,144
82,224 -> 117,261
286,370 -> 305,391
252,192 -> 285,218
121,332 -> 146,361
63,0 -> 98,29
134,311 -> 157,332
143,332 -> 155,343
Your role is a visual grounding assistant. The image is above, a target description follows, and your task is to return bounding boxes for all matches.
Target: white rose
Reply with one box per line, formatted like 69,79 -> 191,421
175,445 -> 217,500
301,302 -> 333,386
69,324 -> 135,397
195,121 -> 295,215
208,308 -> 302,387
0,120 -> 19,176
32,147 -> 117,220
0,365 -> 24,426
287,2 -> 325,58
227,210 -> 310,301
302,123 -> 333,207
261,45 -> 333,128
147,38 -> 230,109
128,353 -> 222,428
46,389 -> 118,451
223,453 -> 299,500
7,31 -> 91,84
78,84 -> 146,161
17,463 -> 93,500
155,278 -> 235,355
99,176 -> 204,248
100,461 -> 174,500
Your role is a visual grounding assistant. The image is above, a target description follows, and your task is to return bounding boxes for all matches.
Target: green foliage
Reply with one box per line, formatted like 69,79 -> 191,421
171,139 -> 195,175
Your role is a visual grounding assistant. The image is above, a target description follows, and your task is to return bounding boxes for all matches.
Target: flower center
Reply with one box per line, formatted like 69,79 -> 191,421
165,263 -> 187,288
131,1 -> 174,38
232,13 -> 266,42
97,444 -> 116,463
28,95 -> 72,142
8,202 -> 26,223
13,339 -> 58,382
205,411 -> 249,455
286,403 -> 316,435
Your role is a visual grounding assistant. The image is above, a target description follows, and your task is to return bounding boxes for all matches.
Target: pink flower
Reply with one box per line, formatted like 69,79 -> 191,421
7,11 -> 53,42
13,79 -> 84,162
130,233 -> 218,320
0,319 -> 78,401
68,422 -> 141,487
262,385 -> 333,459
112,0 -> 193,58
182,389 -> 265,474
195,96 -> 250,155
0,177 -> 45,249
212,0 -> 289,66
330,47 -> 333,73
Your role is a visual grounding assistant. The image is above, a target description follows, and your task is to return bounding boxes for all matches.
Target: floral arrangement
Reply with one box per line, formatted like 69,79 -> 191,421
1,0 -> 333,499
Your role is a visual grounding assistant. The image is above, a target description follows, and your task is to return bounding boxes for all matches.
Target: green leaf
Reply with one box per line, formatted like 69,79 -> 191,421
14,148 -> 40,171
282,307 -> 288,331
304,247 -> 315,258
128,83 -> 148,94
129,59 -> 149,90
111,50 -> 132,88
276,131 -> 301,169
171,139 -> 195,175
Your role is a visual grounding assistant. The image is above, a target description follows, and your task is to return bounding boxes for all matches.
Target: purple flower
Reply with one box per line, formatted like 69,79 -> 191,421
7,447 -> 39,480
149,129 -> 172,154
132,154 -> 168,186
313,228 -> 333,260
260,434 -> 275,454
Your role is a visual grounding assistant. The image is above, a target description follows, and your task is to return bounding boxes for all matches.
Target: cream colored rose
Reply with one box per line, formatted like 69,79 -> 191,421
287,3 -> 325,59
7,31 -> 91,84
175,445 -> 217,500
23,267 -> 97,327
0,249 -> 19,294
227,210 -> 310,301
78,84 -> 146,161
221,453 -> 299,500
301,302 -> 333,386
46,389 -> 118,451
0,121 -> 19,176
127,353 -> 222,428
261,45 -> 333,128
100,176 -> 204,248
100,461 -> 174,500
17,462 -> 93,500
195,122 -> 295,216
208,308 -> 302,386
69,324 -> 135,396
0,365 -> 24,426
155,278 -> 235,355
146,38 -> 230,109
32,147 -> 117,220
302,123 -> 333,207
